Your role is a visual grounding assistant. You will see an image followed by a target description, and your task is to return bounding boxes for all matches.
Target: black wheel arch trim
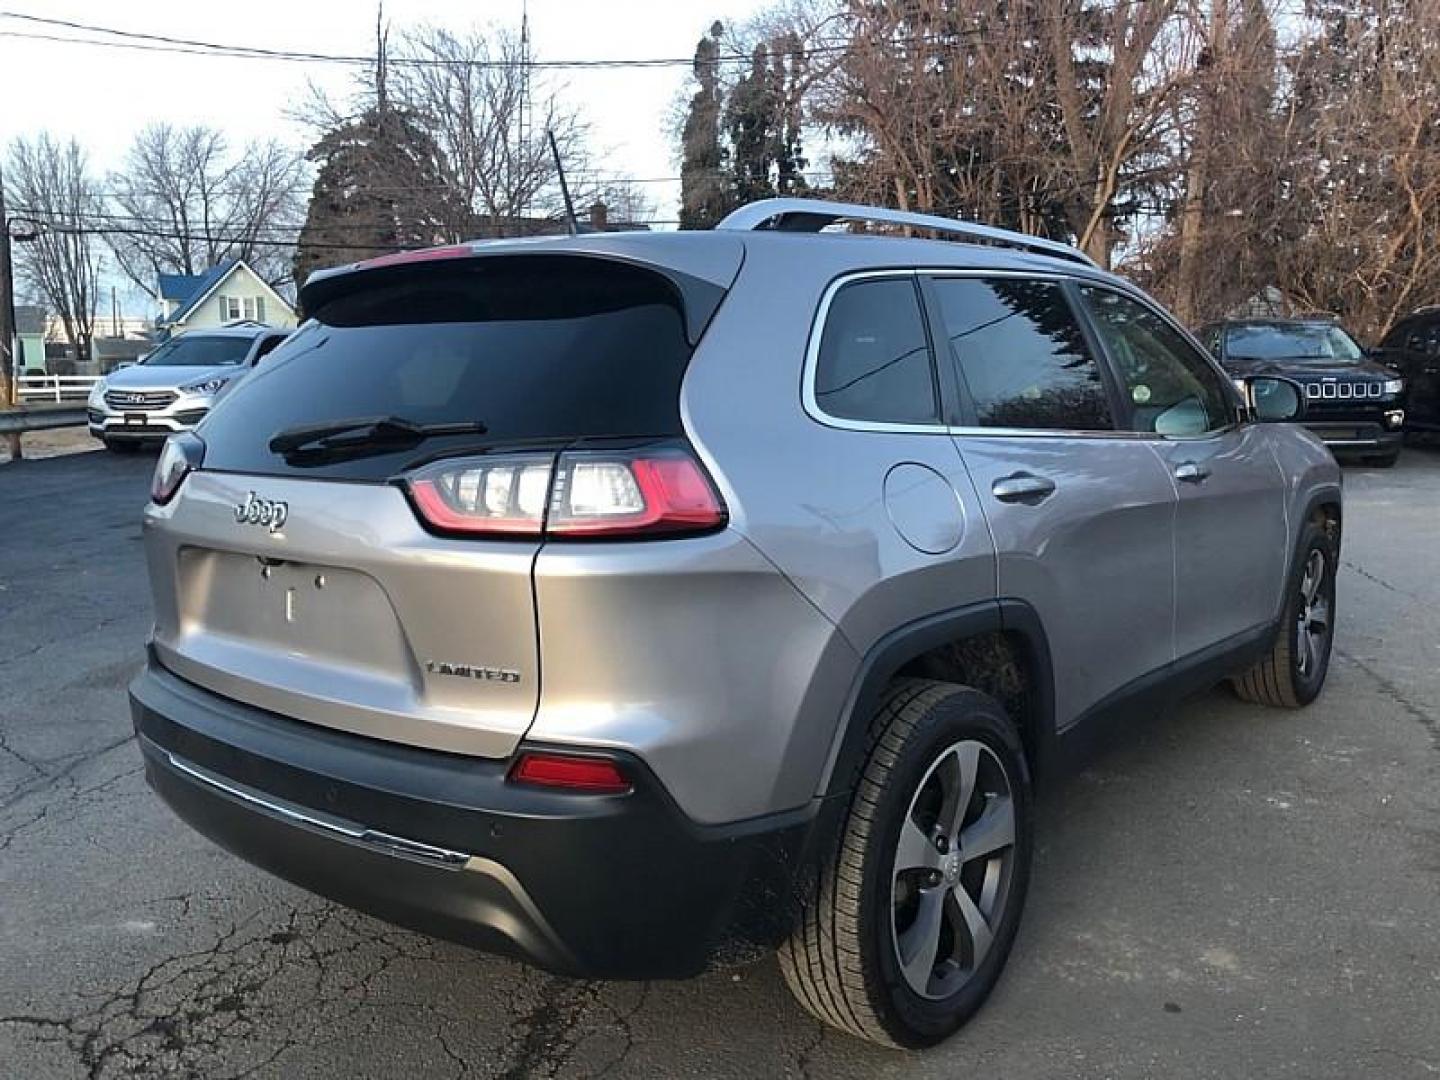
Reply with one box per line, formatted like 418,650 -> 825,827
1282,486 -> 1343,621
817,599 -> 1058,804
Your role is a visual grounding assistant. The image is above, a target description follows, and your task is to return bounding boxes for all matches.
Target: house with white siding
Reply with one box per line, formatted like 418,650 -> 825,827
157,260 -> 296,338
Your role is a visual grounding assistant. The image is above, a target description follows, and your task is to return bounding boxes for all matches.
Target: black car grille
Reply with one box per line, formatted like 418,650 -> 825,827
1299,379 -> 1383,402
104,389 -> 178,411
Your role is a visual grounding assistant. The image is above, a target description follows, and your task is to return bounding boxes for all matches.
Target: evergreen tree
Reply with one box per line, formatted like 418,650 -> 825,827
293,21 -> 461,287
679,23 -> 733,229
726,35 -> 810,204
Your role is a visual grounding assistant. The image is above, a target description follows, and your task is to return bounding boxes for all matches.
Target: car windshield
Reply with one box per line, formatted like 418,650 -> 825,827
141,336 -> 252,367
1226,324 -> 1365,363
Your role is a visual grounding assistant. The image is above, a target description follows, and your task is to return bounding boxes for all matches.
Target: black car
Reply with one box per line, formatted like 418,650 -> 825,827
1199,318 -> 1407,465
1374,308 -> 1440,436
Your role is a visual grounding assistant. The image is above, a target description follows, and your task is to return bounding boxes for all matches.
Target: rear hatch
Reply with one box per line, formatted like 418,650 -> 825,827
144,242 -> 741,757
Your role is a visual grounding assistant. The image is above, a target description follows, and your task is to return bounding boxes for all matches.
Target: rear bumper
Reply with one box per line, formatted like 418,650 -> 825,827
130,659 -> 814,979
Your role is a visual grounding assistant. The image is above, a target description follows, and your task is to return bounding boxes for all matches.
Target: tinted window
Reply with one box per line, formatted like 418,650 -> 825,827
200,258 -> 705,480
814,278 -> 938,424
253,334 -> 287,361
141,335 -> 253,367
930,277 -> 1112,430
1080,287 -> 1232,436
1225,323 -> 1364,363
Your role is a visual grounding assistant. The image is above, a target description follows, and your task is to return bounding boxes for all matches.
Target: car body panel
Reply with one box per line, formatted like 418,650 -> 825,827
1145,425 -> 1289,657
950,434 -> 1177,727
143,469 -> 541,758
528,530 -> 859,823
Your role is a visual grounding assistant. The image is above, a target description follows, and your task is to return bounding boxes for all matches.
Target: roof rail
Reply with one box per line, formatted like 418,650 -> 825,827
716,198 -> 1098,269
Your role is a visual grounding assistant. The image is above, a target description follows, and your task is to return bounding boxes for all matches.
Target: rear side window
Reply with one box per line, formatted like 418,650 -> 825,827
813,278 -> 938,425
929,277 -> 1113,431
199,258 -> 707,479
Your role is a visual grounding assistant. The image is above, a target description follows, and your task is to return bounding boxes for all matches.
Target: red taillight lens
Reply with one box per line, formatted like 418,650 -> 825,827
151,433 -> 205,505
547,450 -> 726,537
406,452 -> 554,536
509,752 -> 632,794
404,445 -> 726,540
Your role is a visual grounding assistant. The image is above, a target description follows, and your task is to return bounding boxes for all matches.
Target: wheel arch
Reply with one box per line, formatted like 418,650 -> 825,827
816,600 -> 1058,803
1292,486 -> 1343,575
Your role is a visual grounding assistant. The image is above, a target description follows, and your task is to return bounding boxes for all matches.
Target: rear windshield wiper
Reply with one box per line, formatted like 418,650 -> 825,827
269,416 -> 488,456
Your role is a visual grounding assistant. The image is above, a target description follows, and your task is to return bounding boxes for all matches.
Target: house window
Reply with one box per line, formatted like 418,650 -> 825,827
221,296 -> 242,321
243,297 -> 266,322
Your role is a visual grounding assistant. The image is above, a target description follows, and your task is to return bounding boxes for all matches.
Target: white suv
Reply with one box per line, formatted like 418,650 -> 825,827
89,325 -> 290,452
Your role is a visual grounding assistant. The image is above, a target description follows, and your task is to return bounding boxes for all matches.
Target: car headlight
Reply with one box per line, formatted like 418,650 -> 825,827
88,378 -> 107,403
180,376 -> 231,396
1383,377 -> 1405,395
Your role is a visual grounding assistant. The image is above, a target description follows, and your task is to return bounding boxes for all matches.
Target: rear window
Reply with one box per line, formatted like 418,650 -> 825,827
199,257 -> 706,479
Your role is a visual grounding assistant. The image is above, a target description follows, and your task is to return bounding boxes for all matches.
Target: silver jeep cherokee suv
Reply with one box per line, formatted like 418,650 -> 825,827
130,199 -> 1341,1048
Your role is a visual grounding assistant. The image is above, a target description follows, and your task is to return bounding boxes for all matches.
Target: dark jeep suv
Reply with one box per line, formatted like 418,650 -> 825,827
1199,318 -> 1406,465
1374,308 -> 1440,436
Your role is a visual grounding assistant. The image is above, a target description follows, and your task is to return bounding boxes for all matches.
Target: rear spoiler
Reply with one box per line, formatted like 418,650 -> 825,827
298,239 -> 745,347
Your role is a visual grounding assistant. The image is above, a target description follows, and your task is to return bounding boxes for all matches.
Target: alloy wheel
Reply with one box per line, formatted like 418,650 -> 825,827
890,740 -> 1018,1000
1295,549 -> 1332,678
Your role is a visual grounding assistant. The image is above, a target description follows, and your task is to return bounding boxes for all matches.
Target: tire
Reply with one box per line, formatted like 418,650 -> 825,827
778,678 -> 1033,1048
103,439 -> 140,454
1231,517 -> 1338,708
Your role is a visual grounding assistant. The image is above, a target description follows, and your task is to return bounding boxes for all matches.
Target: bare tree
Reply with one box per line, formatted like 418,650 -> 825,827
1271,1 -> 1440,339
5,134 -> 100,364
1045,0 -> 1198,267
810,0 -> 1198,260
391,25 -> 592,237
106,124 -> 305,296
294,16 -> 462,285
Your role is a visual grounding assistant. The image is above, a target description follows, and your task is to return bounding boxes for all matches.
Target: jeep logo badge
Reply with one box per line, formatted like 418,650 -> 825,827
234,491 -> 289,534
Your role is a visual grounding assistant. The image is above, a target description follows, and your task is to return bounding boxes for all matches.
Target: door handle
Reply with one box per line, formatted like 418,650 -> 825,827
991,473 -> 1057,504
1174,461 -> 1211,484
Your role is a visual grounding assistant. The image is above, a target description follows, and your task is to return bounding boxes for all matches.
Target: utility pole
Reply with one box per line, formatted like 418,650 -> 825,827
0,165 -> 22,461
1,165 -> 17,408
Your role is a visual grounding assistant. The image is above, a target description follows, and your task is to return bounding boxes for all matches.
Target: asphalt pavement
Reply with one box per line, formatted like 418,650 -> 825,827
1,446 -> 1437,1079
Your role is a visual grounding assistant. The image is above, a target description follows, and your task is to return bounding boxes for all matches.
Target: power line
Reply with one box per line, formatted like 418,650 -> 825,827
0,2 -> 1222,72
0,10 -> 828,70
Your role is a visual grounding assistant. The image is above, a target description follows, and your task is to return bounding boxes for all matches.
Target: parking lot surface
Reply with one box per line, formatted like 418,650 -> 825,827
1,448 -> 1437,1079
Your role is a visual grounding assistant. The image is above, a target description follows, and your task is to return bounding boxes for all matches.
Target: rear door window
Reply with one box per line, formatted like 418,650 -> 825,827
812,277 -> 939,425
927,276 -> 1113,431
199,257 -> 711,480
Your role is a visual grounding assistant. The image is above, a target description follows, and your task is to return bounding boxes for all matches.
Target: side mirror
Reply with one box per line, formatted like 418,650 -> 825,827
1243,375 -> 1306,422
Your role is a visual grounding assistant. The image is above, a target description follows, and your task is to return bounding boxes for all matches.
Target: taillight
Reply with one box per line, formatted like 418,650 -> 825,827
404,445 -> 726,540
151,433 -> 205,505
407,453 -> 553,535
509,752 -> 632,794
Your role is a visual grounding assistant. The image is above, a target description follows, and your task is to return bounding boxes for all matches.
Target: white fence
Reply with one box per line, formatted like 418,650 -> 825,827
15,375 -> 101,403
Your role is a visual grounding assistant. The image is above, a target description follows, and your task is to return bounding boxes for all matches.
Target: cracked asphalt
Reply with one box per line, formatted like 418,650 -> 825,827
1,446 -> 1437,1080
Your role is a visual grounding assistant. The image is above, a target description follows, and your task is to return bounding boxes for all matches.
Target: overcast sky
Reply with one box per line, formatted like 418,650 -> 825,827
0,0 -> 763,310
